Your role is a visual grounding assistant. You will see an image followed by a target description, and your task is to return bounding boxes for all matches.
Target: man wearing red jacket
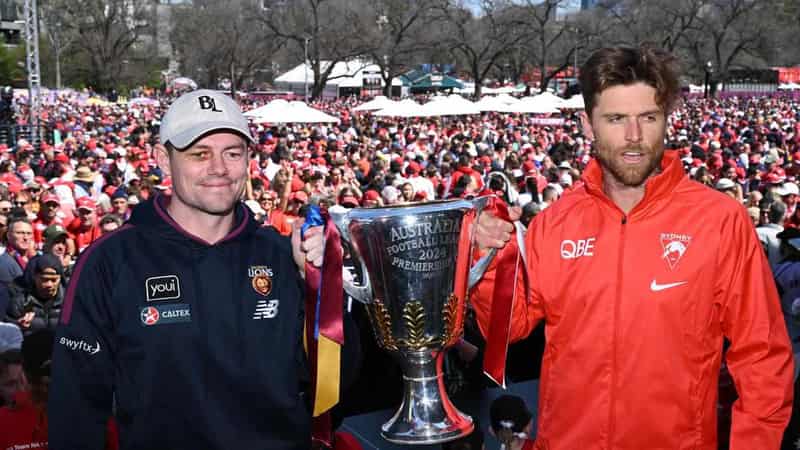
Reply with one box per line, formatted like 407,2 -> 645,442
473,44 -> 794,449
67,197 -> 102,254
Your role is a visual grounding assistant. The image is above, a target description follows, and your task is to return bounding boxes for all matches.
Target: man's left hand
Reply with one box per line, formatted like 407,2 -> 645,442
291,221 -> 324,275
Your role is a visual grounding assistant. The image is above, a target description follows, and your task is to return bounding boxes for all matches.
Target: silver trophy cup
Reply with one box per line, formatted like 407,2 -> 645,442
332,198 -> 492,445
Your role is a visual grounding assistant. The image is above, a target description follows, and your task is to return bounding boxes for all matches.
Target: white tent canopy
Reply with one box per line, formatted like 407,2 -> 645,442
248,100 -> 340,124
503,93 -> 564,114
374,99 -> 423,118
353,96 -> 396,111
503,102 -> 561,114
778,82 -> 800,90
244,99 -> 290,118
523,92 -> 564,108
559,95 -> 585,110
417,95 -> 481,116
274,60 -> 406,98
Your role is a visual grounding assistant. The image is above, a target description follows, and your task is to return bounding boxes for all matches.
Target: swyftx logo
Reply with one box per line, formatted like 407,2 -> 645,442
59,337 -> 101,355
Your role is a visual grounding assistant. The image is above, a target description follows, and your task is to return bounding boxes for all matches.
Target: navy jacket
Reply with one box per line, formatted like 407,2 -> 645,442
49,196 -> 315,449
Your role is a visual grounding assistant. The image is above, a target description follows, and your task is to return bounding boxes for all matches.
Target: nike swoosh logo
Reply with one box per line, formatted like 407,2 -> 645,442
650,280 -> 688,292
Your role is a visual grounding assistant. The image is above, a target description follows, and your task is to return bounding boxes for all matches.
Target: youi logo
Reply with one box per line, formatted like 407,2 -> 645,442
146,275 -> 181,302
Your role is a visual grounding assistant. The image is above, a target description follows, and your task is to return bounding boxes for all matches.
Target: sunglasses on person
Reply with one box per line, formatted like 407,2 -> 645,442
14,200 -> 29,207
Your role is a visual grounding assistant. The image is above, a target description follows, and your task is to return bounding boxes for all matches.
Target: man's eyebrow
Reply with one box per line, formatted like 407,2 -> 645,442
600,110 -> 662,118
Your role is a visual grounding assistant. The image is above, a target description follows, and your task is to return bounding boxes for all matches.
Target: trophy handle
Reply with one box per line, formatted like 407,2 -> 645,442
469,248 -> 496,290
330,208 -> 373,304
466,195 -> 497,290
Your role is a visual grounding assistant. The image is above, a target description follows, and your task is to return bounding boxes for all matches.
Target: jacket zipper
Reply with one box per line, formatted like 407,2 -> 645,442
609,214 -> 626,447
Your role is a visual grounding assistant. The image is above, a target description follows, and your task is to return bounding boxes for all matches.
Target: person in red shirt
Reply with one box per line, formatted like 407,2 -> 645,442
33,193 -> 64,248
0,330 -> 51,450
66,197 -> 102,254
0,330 -> 119,450
259,191 -> 291,236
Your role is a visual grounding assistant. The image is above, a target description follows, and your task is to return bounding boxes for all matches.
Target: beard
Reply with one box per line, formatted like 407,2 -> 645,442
594,140 -> 664,188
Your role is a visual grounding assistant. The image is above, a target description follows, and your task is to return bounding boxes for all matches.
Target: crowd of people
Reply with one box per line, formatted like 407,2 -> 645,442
0,64 -> 798,448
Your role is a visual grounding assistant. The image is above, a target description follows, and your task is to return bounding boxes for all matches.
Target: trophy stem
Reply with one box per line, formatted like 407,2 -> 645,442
381,350 -> 474,445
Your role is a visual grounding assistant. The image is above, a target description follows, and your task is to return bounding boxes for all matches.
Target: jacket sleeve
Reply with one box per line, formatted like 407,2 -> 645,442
49,250 -> 116,450
470,218 -> 545,343
717,206 -> 794,450
5,286 -> 24,321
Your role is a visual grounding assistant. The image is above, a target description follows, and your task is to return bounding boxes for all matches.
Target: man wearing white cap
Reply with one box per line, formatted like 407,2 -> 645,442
49,90 -> 344,450
776,182 -> 799,220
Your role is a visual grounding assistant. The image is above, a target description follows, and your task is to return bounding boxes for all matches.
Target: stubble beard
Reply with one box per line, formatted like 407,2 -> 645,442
594,141 -> 664,188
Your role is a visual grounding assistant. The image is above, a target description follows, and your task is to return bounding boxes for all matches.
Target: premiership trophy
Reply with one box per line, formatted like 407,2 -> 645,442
332,198 -> 492,445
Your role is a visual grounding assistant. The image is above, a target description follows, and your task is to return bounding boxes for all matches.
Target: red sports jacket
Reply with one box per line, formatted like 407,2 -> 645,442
472,151 -> 794,449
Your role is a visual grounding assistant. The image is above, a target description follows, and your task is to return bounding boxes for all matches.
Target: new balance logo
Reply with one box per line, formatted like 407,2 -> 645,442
253,299 -> 279,319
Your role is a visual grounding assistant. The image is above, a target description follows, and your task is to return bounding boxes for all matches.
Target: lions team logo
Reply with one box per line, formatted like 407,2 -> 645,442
249,265 -> 274,296
660,233 -> 692,270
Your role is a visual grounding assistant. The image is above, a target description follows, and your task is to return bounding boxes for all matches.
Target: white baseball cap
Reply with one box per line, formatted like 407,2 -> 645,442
159,89 -> 254,149
777,182 -> 799,197
715,178 -> 735,190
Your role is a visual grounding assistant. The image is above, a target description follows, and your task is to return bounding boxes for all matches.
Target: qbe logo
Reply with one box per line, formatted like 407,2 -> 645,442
146,275 -> 181,302
560,238 -> 596,259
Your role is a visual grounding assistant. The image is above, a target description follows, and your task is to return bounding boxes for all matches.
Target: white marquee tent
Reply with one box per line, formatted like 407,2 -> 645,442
274,60 -> 408,99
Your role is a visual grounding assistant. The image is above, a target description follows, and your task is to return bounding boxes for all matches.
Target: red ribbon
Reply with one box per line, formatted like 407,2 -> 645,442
305,211 -> 345,345
304,209 -> 344,447
481,196 -> 522,387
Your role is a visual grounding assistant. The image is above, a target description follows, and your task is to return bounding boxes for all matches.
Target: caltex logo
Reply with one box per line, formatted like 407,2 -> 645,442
141,306 -> 160,326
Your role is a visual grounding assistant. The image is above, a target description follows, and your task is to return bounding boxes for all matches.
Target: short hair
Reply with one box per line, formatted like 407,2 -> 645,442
7,216 -> 31,233
768,200 -> 787,224
580,43 -> 681,117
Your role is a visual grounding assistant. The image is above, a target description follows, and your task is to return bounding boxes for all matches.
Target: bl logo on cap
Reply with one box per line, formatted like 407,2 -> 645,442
198,95 -> 223,112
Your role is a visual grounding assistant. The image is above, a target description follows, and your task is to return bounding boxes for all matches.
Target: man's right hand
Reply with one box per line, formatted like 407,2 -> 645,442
474,211 -> 514,251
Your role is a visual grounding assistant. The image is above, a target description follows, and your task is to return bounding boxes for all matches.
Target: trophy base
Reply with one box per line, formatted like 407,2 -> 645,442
380,352 -> 474,445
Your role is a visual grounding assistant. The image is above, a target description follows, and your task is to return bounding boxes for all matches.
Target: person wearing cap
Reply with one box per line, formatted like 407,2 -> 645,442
362,189 -> 383,207
72,165 -> 98,199
110,188 -> 131,221
285,189 -> 309,220
98,214 -> 123,235
777,182 -> 799,221
405,161 -> 435,201
714,177 -> 739,200
48,89 -> 348,450
473,45 -> 793,449
6,254 -> 65,336
66,196 -> 101,254
32,193 -> 64,248
42,224 -> 74,274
